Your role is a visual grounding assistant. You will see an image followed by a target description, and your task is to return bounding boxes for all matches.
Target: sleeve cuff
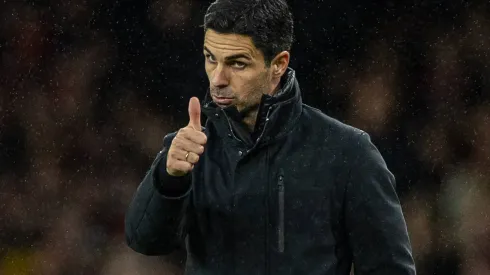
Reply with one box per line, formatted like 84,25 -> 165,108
153,153 -> 192,200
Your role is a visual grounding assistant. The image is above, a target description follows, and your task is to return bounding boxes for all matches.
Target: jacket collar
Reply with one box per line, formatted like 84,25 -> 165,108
201,67 -> 302,147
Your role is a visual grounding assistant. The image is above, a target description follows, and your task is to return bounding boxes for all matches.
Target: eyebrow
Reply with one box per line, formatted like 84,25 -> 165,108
204,46 -> 252,61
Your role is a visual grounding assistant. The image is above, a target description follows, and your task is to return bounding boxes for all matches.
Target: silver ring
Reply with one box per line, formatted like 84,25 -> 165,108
185,152 -> 190,161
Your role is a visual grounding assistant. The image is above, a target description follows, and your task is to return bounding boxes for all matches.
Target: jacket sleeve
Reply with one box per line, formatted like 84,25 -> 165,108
345,132 -> 416,275
125,132 -> 192,255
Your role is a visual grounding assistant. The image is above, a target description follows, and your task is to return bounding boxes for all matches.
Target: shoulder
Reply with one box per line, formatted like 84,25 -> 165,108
299,104 -> 384,164
300,104 -> 392,179
300,104 -> 367,144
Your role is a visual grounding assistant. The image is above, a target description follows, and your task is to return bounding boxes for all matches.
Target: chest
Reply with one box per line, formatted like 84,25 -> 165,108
191,133 -> 344,227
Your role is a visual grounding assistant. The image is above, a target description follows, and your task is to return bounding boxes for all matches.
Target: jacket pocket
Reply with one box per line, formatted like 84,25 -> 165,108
278,170 -> 285,253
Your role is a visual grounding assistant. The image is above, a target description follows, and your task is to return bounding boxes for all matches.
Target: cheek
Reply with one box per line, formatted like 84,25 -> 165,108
228,71 -> 268,104
236,81 -> 264,106
230,74 -> 251,96
204,64 -> 213,79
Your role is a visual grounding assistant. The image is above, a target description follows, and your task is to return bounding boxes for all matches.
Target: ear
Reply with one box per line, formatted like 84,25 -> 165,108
271,51 -> 290,78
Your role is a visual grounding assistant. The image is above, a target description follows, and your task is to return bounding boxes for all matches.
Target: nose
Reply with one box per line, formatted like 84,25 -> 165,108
211,64 -> 229,88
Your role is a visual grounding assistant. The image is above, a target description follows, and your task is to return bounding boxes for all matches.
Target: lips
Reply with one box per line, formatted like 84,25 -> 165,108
212,95 -> 234,106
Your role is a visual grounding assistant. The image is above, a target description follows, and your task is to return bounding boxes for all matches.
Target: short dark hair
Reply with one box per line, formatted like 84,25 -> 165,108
203,0 -> 294,66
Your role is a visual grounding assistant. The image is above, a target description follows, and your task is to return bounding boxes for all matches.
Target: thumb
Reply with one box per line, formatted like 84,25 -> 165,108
188,97 -> 201,130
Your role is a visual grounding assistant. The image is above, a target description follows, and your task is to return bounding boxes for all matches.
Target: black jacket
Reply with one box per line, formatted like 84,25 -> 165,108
125,68 -> 416,275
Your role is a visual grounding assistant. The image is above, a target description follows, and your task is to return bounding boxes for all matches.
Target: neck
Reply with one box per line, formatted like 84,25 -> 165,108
242,81 -> 281,132
243,109 -> 259,132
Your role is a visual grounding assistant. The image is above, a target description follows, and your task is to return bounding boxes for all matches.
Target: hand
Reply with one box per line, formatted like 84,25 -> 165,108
166,97 -> 207,177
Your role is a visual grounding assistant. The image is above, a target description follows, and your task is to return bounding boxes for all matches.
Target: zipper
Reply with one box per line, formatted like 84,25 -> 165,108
255,107 -> 273,145
221,106 -> 274,156
278,170 -> 285,253
220,109 -> 242,143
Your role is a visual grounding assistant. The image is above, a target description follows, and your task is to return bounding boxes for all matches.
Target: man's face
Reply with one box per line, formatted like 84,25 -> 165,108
203,29 -> 273,113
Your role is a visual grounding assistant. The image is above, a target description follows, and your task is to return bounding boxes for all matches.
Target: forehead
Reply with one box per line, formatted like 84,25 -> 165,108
204,29 -> 258,57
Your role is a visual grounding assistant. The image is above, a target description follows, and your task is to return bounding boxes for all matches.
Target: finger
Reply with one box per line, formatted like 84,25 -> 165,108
168,160 -> 193,173
185,152 -> 200,164
188,97 -> 201,131
169,148 -> 199,163
180,127 -> 207,145
173,137 -> 204,155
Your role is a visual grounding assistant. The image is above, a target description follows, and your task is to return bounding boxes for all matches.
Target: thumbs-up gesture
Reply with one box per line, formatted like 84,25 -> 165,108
166,97 -> 208,177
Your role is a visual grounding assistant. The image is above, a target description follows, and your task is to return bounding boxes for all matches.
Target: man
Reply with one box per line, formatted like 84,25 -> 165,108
125,0 -> 416,274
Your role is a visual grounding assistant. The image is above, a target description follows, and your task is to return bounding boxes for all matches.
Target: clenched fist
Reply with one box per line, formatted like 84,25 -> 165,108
166,97 -> 208,177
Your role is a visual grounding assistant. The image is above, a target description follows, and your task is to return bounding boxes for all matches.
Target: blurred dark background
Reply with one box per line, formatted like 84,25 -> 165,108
1,0 -> 489,274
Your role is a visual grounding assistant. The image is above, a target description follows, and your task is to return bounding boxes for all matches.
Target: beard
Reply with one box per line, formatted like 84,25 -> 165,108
210,71 -> 270,117
209,87 -> 234,98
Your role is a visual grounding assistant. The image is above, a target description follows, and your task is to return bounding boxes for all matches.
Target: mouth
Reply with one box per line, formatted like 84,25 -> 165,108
212,95 -> 234,106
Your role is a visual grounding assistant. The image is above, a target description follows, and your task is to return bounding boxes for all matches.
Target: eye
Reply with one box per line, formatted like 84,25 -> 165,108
231,61 -> 246,69
205,54 -> 217,63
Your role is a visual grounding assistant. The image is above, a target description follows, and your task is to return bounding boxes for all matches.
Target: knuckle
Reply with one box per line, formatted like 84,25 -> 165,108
174,164 -> 184,171
192,145 -> 200,154
173,138 -> 184,149
176,132 -> 184,140
176,162 -> 186,170
178,128 -> 188,137
177,163 -> 186,171
169,150 -> 178,159
193,155 -> 200,164
172,137 -> 180,146
171,138 -> 179,147
173,139 -> 179,147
